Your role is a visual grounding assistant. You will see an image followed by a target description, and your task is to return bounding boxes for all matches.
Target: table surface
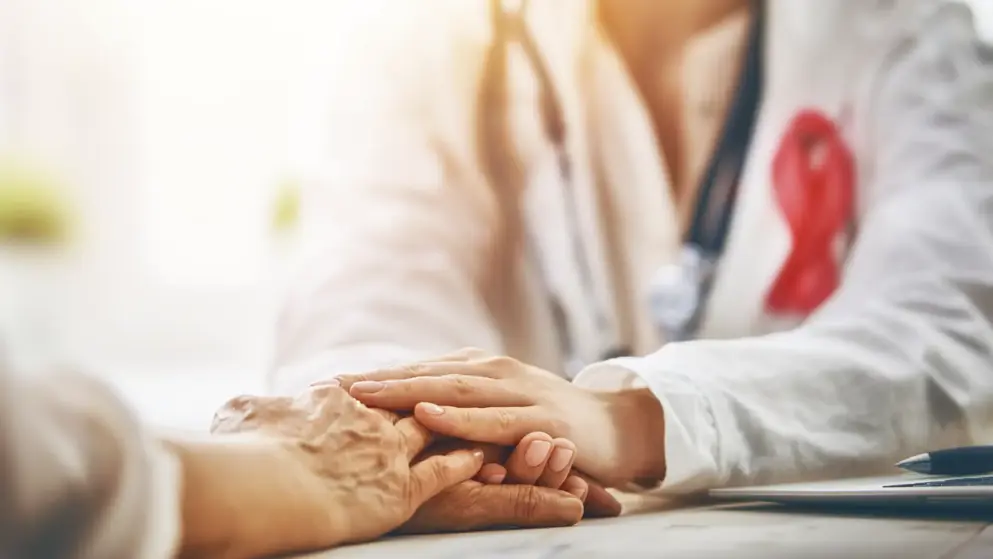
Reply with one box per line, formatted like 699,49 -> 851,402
305,494 -> 993,559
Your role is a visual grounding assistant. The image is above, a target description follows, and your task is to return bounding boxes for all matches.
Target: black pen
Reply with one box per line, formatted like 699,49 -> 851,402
896,445 -> 993,476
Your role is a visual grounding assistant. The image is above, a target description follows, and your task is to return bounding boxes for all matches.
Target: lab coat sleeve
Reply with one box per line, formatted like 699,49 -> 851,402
0,366 -> 180,558
576,2 -> 993,493
269,1 -> 505,395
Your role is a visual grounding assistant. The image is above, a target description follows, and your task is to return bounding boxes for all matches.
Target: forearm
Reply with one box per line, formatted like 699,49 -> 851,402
577,291 -> 993,494
596,310 -> 993,493
166,434 -> 347,559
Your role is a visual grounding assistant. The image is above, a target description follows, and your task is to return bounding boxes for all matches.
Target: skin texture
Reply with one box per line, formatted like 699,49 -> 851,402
187,385 -> 484,557
390,429 -> 622,533
334,351 -> 667,488
205,386 -> 602,555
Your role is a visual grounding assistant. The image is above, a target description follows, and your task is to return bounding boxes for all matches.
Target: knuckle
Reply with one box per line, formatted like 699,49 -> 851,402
335,374 -> 362,387
496,408 -> 516,432
211,394 -> 295,434
482,355 -> 518,376
375,408 -> 401,424
484,355 -> 516,368
401,363 -> 428,377
429,457 -> 452,484
545,416 -> 571,438
458,347 -> 488,360
450,375 -> 475,397
460,486 -> 490,524
221,394 -> 256,412
307,385 -> 340,400
211,395 -> 258,432
512,485 -> 543,520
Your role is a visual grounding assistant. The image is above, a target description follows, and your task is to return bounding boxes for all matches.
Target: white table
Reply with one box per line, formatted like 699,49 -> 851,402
305,495 -> 993,559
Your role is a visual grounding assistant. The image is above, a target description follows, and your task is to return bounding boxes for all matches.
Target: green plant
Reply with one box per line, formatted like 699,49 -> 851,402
271,177 -> 301,234
0,161 -> 71,246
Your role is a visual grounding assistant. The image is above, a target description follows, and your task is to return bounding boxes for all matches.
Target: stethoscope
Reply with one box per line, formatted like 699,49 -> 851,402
484,0 -> 618,375
484,0 -> 799,370
650,1 -> 766,341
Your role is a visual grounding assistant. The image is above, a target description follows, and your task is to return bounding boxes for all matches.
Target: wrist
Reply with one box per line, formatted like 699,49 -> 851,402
600,388 -> 667,485
166,433 -> 346,558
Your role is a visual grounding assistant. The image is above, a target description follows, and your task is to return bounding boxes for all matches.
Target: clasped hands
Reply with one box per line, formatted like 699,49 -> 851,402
210,349 -> 665,555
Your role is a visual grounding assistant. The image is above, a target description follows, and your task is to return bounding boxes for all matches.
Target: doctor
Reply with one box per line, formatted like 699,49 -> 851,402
274,0 -> 993,494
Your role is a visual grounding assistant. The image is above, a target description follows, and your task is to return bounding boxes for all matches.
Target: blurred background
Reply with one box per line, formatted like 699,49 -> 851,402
1,0 -> 993,430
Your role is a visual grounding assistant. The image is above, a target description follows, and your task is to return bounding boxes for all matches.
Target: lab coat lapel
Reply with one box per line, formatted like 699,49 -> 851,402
586,30 -> 680,356
516,1 -> 622,368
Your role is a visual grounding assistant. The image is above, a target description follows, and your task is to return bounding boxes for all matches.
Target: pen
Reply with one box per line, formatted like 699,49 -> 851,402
896,445 -> 993,476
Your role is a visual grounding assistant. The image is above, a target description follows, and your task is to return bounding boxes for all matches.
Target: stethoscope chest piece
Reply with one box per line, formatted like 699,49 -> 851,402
648,245 -> 713,343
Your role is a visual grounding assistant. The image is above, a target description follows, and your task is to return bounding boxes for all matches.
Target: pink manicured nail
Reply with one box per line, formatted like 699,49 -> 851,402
350,381 -> 385,393
548,448 -> 574,473
524,440 -> 552,467
420,403 -> 445,415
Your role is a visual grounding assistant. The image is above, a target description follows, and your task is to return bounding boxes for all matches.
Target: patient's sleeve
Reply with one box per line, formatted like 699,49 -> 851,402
0,366 -> 180,558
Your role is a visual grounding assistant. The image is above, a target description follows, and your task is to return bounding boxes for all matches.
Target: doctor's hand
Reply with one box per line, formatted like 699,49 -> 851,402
333,352 -> 667,487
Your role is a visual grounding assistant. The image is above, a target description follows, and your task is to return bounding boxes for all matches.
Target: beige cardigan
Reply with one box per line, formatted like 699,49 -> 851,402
0,364 -> 179,558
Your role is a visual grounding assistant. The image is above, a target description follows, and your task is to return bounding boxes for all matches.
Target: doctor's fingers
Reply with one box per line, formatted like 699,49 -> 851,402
412,403 -> 554,447
309,353 -> 480,390
333,363 -> 476,390
335,354 -> 527,390
348,375 -> 533,410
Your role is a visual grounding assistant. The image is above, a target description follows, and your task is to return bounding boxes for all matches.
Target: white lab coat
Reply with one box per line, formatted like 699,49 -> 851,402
272,0 -> 993,493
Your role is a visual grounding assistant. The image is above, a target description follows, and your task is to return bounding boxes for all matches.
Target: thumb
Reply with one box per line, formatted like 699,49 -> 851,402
408,449 -> 485,507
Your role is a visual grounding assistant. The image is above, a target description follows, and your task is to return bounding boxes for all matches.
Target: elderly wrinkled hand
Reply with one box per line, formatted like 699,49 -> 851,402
210,385 -> 485,548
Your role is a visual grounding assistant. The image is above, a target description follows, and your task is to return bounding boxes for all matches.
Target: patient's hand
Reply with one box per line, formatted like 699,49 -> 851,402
398,431 -> 622,534
204,386 -> 485,555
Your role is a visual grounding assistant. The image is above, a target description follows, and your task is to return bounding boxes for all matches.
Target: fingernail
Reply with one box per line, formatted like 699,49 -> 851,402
567,484 -> 588,500
484,472 -> 506,484
524,440 -> 552,467
548,447 -> 574,473
473,449 -> 485,460
350,381 -> 385,393
420,402 -> 445,415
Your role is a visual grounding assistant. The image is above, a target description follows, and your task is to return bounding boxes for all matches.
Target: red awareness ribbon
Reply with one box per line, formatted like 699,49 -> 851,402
765,109 -> 855,315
